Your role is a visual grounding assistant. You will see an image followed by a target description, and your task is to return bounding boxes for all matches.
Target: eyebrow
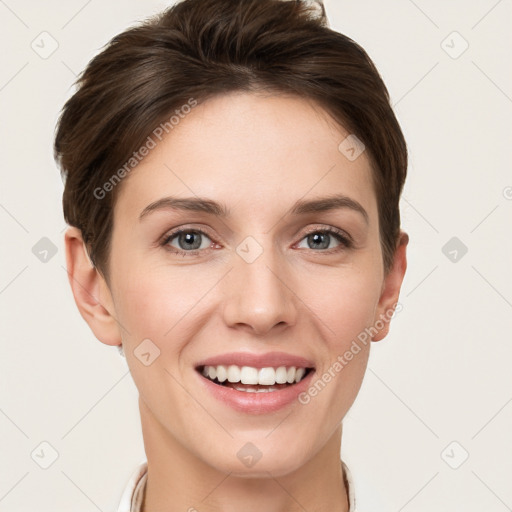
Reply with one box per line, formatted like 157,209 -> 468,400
138,194 -> 369,224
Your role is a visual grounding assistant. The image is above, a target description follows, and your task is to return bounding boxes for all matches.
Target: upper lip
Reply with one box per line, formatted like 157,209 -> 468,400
195,351 -> 315,370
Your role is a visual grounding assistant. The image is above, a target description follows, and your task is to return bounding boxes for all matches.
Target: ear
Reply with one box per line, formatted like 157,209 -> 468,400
372,230 -> 409,342
63,226 -> 122,347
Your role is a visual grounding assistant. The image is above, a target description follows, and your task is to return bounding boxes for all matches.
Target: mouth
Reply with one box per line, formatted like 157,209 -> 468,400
196,364 -> 315,393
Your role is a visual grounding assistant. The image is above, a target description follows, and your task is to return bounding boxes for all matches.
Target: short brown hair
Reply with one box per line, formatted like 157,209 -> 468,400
54,0 -> 407,282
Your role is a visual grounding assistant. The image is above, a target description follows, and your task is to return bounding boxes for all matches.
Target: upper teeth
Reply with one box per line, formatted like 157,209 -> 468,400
201,365 -> 308,385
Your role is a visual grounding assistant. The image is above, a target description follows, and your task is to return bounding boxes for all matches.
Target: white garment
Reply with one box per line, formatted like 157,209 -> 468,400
117,459 -> 356,511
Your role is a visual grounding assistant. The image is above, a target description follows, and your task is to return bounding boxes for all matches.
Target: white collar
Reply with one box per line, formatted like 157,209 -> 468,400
117,459 -> 356,511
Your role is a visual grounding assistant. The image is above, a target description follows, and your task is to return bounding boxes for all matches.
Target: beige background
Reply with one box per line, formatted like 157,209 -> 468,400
1,0 -> 511,510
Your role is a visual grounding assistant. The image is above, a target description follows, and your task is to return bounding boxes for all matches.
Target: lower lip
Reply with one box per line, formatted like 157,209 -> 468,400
196,369 -> 316,414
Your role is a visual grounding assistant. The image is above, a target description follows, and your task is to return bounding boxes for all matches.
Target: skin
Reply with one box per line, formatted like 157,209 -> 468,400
65,91 -> 408,512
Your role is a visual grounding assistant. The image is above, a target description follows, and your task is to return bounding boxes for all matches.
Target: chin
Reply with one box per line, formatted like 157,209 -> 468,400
204,441 -> 309,478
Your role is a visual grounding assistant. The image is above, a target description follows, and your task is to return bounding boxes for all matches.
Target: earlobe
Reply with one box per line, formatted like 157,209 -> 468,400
64,226 -> 122,347
372,230 -> 409,342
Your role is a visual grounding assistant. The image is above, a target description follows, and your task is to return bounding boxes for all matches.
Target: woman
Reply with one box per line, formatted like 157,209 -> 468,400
54,0 -> 409,510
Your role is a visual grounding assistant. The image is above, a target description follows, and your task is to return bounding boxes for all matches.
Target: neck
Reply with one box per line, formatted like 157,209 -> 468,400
139,397 -> 350,512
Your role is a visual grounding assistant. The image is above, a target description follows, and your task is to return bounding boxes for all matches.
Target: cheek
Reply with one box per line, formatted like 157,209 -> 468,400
299,269 -> 380,417
307,268 -> 381,346
113,254 -> 206,328
112,270 -> 197,415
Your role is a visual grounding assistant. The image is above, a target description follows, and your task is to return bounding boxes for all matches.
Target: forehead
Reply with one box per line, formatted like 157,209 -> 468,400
114,91 -> 378,225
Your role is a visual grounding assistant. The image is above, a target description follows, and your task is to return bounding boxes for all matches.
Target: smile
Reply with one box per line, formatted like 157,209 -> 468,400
193,351 -> 316,413
199,364 -> 313,392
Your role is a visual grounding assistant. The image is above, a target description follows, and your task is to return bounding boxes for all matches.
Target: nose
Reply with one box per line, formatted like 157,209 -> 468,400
221,240 -> 298,336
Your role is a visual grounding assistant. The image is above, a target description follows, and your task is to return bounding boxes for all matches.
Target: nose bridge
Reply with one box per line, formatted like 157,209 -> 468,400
222,234 -> 297,334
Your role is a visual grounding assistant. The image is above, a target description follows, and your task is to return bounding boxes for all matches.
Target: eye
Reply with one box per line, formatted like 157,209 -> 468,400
162,228 -> 213,255
160,225 -> 353,257
295,227 -> 353,252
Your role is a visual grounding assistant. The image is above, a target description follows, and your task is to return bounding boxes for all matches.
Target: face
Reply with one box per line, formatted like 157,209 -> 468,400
77,91 -> 406,477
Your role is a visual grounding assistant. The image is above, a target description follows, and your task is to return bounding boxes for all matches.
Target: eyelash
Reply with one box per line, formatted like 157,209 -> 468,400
160,225 -> 354,257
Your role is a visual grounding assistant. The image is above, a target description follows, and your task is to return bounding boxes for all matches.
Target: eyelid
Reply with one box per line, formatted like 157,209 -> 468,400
159,223 -> 217,245
159,223 -> 354,255
300,224 -> 354,245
